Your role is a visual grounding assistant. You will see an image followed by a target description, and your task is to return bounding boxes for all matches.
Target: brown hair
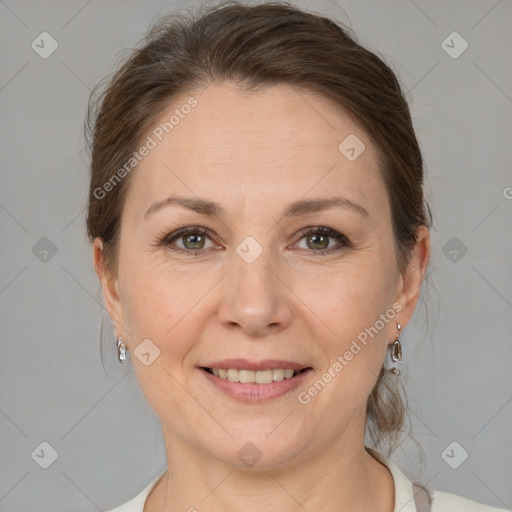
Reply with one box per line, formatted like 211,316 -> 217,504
85,1 -> 431,453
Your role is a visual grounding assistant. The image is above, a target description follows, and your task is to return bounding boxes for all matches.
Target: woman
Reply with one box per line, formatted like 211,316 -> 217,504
86,2 -> 507,511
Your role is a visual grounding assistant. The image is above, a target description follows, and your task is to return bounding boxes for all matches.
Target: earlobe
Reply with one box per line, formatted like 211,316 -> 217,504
394,226 -> 431,327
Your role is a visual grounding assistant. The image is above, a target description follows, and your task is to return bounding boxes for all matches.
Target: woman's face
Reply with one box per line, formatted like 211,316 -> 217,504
96,82 -> 428,469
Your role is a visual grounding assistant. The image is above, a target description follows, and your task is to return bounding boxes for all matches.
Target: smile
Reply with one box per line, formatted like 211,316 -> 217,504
200,366 -> 313,402
205,367 -> 305,383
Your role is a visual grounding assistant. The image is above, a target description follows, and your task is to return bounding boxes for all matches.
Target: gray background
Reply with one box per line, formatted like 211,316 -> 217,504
0,0 -> 511,510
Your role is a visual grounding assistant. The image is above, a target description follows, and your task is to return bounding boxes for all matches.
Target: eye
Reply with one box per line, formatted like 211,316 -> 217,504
160,226 -> 218,254
294,226 -> 351,255
159,225 -> 351,256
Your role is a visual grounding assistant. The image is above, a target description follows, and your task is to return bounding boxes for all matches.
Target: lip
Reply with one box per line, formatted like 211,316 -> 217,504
199,366 -> 313,403
201,358 -> 311,371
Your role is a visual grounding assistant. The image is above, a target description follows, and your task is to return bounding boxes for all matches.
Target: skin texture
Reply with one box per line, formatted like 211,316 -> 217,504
94,82 -> 430,512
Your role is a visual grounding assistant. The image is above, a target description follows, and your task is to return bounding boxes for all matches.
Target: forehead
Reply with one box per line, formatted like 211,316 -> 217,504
155,82 -> 370,155
125,82 -> 387,218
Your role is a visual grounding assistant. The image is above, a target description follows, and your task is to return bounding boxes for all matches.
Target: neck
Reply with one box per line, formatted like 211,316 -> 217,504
146,422 -> 394,512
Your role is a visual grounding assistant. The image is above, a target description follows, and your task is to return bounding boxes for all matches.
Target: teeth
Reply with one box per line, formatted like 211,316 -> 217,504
255,369 -> 273,384
211,368 -> 300,383
239,370 -> 255,383
227,368 -> 239,382
273,369 -> 284,381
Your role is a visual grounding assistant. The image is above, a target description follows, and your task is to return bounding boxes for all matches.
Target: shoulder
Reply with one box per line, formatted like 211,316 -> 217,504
431,489 -> 510,512
103,469 -> 167,512
103,492 -> 146,512
365,446 -> 508,512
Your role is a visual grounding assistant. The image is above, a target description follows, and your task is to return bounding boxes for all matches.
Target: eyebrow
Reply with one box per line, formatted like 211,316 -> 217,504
143,194 -> 369,220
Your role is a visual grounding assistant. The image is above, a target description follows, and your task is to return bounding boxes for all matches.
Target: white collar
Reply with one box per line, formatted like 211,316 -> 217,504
366,446 -> 418,512
110,447 -> 420,512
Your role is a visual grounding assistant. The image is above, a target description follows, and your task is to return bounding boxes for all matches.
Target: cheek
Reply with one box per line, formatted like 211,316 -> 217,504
293,253 -> 398,405
118,258 -> 205,422
295,263 -> 396,416
119,251 -> 214,361
297,256 -> 395,338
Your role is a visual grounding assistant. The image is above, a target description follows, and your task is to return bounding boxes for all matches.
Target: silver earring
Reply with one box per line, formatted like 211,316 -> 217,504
384,323 -> 402,375
117,336 -> 127,364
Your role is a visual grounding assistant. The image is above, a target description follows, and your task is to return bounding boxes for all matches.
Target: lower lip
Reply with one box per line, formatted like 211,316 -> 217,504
200,368 -> 312,403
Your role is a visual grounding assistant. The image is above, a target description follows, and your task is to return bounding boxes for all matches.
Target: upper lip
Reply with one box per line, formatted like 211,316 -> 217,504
201,359 -> 312,371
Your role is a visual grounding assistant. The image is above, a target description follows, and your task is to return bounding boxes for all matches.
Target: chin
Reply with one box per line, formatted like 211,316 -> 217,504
204,427 -> 308,471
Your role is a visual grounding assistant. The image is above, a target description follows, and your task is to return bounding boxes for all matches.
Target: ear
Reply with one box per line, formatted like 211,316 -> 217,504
393,225 -> 431,327
93,237 -> 126,337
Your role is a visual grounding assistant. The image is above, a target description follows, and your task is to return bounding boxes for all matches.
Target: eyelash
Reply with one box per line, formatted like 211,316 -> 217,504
158,226 -> 352,256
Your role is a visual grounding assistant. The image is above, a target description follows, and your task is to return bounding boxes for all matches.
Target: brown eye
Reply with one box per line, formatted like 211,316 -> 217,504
181,232 -> 206,250
305,233 -> 330,250
295,227 -> 351,255
161,226 -> 217,254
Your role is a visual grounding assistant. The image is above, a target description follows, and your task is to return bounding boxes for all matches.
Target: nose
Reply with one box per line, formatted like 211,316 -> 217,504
217,243 -> 293,338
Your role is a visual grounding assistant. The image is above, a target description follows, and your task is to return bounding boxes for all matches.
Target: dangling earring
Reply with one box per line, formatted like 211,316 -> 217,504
384,323 -> 402,375
117,336 -> 127,364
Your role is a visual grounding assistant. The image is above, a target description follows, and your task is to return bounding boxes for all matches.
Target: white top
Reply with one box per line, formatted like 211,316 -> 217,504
104,447 -> 508,512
